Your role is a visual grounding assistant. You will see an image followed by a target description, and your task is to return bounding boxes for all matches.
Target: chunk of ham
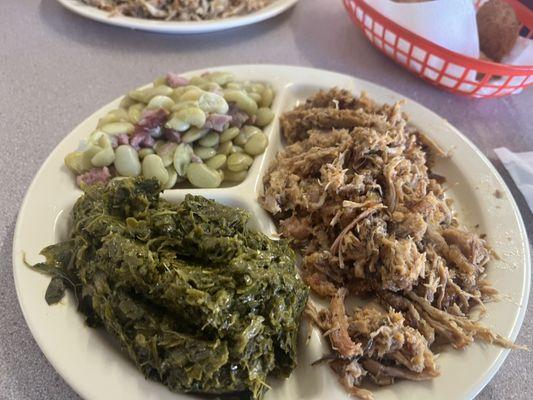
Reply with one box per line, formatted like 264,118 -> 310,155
204,114 -> 232,132
165,73 -> 189,88
76,167 -> 111,187
228,104 -> 250,128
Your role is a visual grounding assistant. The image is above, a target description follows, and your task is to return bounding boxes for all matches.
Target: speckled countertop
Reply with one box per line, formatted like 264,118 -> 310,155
0,0 -> 531,399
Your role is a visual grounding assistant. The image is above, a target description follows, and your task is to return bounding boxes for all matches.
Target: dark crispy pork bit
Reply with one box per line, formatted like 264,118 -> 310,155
362,359 -> 437,383
76,167 -> 111,187
165,72 -> 189,88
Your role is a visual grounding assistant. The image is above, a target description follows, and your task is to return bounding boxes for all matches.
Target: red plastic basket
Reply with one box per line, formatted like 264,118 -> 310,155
343,0 -> 533,98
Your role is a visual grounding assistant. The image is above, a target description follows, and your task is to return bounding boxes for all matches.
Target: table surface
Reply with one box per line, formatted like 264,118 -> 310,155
1,1 -> 532,399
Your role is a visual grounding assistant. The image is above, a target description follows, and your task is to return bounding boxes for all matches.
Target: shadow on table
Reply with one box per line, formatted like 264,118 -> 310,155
39,0 -> 294,54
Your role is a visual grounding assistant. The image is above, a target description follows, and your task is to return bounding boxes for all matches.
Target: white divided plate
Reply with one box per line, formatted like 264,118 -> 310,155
55,0 -> 298,34
13,65 -> 530,400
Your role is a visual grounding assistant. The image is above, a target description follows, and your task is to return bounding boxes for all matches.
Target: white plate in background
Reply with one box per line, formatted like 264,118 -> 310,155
55,0 -> 298,34
13,65 -> 530,400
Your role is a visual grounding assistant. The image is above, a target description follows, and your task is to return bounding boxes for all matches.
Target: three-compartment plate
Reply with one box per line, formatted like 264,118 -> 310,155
13,65 -> 530,400
55,0 -> 298,34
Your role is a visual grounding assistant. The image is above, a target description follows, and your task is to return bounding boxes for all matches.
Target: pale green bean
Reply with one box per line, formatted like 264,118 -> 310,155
205,154 -> 227,170
220,127 -> 239,143
97,109 -> 129,128
216,141 -> 233,155
222,169 -> 248,183
163,167 -> 178,189
223,90 -> 258,116
244,132 -> 268,156
194,145 -> 216,160
186,163 -> 222,188
128,103 -> 145,124
173,143 -> 194,176
114,145 -> 141,177
155,142 -> 178,167
260,87 -> 274,107
138,148 -> 154,159
146,95 -> 174,111
165,115 -> 190,132
204,71 -> 235,85
142,154 -> 168,185
175,107 -> 206,128
198,92 -> 229,114
231,145 -> 244,153
227,153 -> 253,172
129,85 -> 173,103
199,131 -> 220,147
182,127 -> 209,143
179,88 -> 204,102
101,122 -> 134,135
255,107 -> 274,127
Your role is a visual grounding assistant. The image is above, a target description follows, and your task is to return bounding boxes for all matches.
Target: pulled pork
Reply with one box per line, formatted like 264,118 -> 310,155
82,0 -> 273,21
260,88 -> 523,398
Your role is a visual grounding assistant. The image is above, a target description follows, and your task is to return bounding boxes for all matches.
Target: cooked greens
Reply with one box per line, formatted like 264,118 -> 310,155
32,177 -> 308,399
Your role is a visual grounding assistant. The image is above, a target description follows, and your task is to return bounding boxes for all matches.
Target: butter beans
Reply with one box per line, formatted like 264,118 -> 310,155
128,103 -> 145,124
175,107 -> 206,128
255,107 -> 274,127
142,154 -> 168,185
155,141 -> 178,167
198,92 -> 229,114
216,141 -> 233,155
115,145 -> 141,177
173,143 -> 193,176
260,87 -> 274,107
129,85 -> 173,103
194,145 -> 216,160
182,127 -> 209,143
179,88 -> 204,102
163,167 -> 178,189
101,122 -> 134,135
146,95 -> 174,111
204,71 -> 234,85
227,153 -> 253,172
222,169 -> 247,183
206,154 -> 227,170
244,132 -> 268,156
186,163 -> 222,188
220,127 -> 239,143
97,109 -> 129,128
223,90 -> 258,116
199,131 -> 220,148
65,71 -> 276,189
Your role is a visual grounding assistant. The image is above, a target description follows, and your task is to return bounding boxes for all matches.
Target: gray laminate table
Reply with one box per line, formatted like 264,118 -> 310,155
0,1 -> 531,399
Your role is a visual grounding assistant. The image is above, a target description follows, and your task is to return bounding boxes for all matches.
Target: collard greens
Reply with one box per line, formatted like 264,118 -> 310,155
33,177 -> 308,399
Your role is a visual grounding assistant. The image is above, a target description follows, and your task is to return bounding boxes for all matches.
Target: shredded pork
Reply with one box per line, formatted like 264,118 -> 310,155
82,0 -> 273,21
260,88 -> 523,399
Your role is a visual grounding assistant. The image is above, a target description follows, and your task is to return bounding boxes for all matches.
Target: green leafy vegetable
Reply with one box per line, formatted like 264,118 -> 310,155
32,177 -> 308,399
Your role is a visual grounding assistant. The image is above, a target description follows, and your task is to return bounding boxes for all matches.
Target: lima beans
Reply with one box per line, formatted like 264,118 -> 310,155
186,163 -> 222,188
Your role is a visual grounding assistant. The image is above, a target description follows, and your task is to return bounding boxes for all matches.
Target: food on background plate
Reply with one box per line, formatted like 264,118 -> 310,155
31,177 -> 308,400
477,0 -> 520,62
81,0 -> 274,21
65,71 -> 274,189
260,88 -> 523,399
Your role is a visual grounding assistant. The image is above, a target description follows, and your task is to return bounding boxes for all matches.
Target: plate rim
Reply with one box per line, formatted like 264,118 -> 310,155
12,64 -> 531,400
54,0 -> 299,33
